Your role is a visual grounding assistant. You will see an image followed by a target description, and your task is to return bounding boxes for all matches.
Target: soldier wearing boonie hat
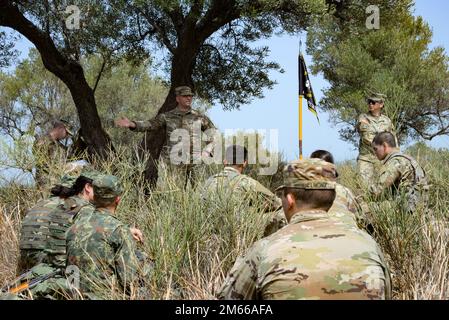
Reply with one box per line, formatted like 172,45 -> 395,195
357,91 -> 398,187
218,158 -> 391,300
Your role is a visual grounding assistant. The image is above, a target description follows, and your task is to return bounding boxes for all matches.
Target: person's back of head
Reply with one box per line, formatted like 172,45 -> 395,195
93,175 -> 123,210
310,150 -> 335,164
277,158 -> 337,215
224,145 -> 248,167
372,132 -> 397,148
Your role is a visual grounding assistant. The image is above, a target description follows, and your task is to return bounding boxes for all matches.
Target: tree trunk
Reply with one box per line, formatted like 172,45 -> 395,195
0,1 -> 112,158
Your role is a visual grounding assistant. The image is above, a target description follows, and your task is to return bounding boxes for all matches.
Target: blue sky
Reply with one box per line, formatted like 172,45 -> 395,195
209,0 -> 449,161
2,0 -> 449,165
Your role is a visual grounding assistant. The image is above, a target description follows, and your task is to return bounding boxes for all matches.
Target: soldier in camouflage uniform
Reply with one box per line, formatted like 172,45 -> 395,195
32,120 -> 72,188
115,86 -> 216,187
201,145 -> 285,236
8,170 -> 98,299
217,158 -> 391,300
66,175 -> 141,299
18,169 -> 101,273
357,93 -> 397,187
370,132 -> 429,212
310,150 -> 363,227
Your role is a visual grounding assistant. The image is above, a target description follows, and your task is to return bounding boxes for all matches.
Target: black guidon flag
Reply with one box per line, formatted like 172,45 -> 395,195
298,52 -> 319,123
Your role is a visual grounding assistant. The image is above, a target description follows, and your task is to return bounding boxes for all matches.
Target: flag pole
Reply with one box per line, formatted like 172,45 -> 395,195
298,36 -> 303,160
299,94 -> 303,159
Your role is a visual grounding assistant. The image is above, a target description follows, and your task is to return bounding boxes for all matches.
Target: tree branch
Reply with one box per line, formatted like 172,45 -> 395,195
134,5 -> 176,53
93,56 -> 107,94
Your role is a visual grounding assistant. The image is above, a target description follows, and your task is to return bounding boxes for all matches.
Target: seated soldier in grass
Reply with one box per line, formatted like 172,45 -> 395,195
310,149 -> 364,227
11,169 -> 145,300
218,158 -> 391,300
200,144 -> 286,236
18,168 -> 98,273
370,132 -> 429,213
66,175 -> 143,299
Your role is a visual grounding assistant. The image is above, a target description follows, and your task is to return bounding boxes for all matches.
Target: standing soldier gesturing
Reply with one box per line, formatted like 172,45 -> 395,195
115,86 -> 216,188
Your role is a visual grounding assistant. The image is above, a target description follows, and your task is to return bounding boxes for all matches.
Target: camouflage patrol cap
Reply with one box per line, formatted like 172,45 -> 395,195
174,86 -> 194,96
366,92 -> 386,103
58,174 -> 77,188
93,174 -> 123,200
276,158 -> 337,191
79,167 -> 103,182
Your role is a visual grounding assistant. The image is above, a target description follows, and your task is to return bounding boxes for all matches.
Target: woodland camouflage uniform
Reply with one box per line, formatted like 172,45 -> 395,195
66,175 -> 140,299
13,171 -> 100,299
18,170 -> 100,272
218,158 -> 391,300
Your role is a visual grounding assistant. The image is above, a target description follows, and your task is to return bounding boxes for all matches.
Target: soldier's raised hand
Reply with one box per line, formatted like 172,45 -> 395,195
115,117 -> 136,128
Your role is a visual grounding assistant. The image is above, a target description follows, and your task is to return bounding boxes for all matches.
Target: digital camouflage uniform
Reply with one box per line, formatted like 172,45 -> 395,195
369,150 -> 429,212
201,166 -> 286,236
218,158 -> 391,300
357,96 -> 397,186
66,175 -> 140,299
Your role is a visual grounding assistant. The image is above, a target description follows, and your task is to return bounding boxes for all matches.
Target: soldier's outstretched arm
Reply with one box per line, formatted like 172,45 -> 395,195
115,114 -> 166,132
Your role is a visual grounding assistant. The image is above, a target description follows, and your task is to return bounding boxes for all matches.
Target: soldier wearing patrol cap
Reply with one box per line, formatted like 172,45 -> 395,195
66,175 -> 142,299
357,92 -> 398,187
115,86 -> 216,188
218,158 -> 391,300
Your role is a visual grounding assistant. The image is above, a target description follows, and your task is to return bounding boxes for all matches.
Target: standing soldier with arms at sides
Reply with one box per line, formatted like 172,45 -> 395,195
115,86 -> 216,188
357,93 -> 398,187
33,120 -> 72,188
218,158 -> 391,300
369,132 -> 429,213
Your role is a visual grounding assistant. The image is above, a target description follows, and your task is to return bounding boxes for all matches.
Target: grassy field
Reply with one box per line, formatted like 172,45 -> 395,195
0,143 -> 448,299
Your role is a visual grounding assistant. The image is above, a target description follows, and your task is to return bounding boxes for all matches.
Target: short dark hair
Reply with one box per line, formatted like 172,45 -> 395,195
284,187 -> 336,212
310,150 -> 335,164
372,132 -> 397,148
93,195 -> 117,208
50,185 -> 73,198
225,145 -> 248,165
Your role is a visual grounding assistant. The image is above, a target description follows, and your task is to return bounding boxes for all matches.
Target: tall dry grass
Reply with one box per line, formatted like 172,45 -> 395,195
0,143 -> 448,299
